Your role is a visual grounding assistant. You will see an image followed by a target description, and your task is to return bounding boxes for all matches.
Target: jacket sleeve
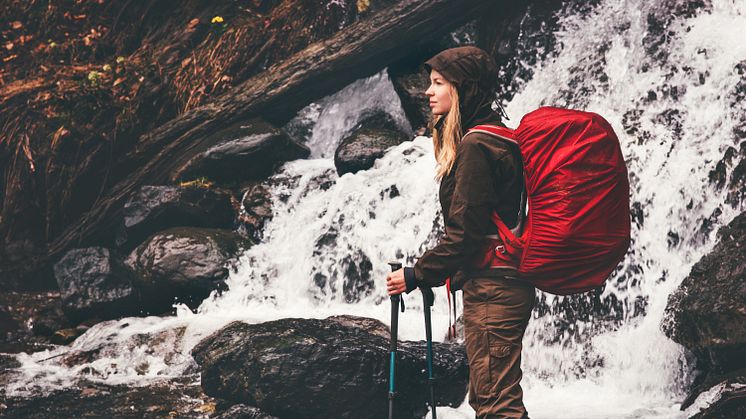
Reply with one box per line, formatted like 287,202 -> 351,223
407,135 -> 505,290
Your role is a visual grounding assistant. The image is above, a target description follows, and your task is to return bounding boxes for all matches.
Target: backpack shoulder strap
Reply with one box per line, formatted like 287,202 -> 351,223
465,124 -> 518,146
465,124 -> 527,234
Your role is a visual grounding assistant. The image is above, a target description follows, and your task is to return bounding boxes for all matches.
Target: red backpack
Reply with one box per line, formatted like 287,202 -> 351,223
468,107 -> 631,295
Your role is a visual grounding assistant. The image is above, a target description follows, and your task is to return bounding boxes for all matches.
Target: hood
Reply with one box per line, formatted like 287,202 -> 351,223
424,46 -> 501,129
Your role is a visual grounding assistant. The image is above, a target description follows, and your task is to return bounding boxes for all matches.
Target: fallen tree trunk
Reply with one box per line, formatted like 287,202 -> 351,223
7,0 -> 486,281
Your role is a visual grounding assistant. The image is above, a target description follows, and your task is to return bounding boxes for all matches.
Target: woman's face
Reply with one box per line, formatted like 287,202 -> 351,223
425,69 -> 452,116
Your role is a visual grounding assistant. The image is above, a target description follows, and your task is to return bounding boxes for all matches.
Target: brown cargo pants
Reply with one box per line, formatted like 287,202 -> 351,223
462,276 -> 536,419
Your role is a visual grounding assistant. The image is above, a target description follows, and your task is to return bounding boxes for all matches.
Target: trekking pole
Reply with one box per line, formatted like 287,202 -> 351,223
421,286 -> 437,419
388,261 -> 404,419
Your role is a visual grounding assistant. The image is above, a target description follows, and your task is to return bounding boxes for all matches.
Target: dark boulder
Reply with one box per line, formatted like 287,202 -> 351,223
171,118 -> 310,184
687,369 -> 746,418
663,211 -> 746,373
239,183 -> 274,242
192,317 -> 469,419
334,112 -> 409,175
117,184 -> 235,250
125,227 -> 250,314
663,211 -> 746,411
0,377 -> 215,418
53,247 -> 139,322
213,404 -> 278,419
388,64 -> 433,136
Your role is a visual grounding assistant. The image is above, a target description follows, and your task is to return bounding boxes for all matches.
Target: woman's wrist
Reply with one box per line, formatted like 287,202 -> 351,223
404,267 -> 418,293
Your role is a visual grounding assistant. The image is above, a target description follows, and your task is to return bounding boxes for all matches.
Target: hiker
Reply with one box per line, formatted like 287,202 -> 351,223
385,46 -> 536,419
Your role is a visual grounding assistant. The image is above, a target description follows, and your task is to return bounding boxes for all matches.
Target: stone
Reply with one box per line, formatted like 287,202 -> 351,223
0,378 -> 214,418
192,317 -> 469,419
171,118 -> 310,184
118,184 -> 235,250
687,370 -> 746,418
53,247 -> 138,322
325,314 -> 390,339
334,111 -> 409,175
213,404 -> 278,419
51,327 -> 86,345
239,183 -> 273,242
663,211 -> 746,374
388,65 -> 433,135
125,227 -> 250,314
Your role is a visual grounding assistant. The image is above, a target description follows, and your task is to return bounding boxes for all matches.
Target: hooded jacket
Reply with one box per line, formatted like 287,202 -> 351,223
404,46 -> 524,291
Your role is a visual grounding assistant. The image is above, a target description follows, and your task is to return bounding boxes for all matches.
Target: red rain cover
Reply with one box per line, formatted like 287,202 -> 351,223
469,107 -> 631,295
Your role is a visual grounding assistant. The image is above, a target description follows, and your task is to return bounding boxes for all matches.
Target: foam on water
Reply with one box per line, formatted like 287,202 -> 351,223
5,1 -> 745,418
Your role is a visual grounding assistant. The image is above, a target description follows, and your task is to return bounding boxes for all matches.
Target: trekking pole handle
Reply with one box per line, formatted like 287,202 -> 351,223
388,262 -> 404,312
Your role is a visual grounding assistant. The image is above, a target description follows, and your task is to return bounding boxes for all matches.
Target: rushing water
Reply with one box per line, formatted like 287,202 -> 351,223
5,0 -> 746,418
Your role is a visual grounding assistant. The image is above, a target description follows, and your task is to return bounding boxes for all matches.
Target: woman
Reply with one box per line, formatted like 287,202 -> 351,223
385,46 -> 536,419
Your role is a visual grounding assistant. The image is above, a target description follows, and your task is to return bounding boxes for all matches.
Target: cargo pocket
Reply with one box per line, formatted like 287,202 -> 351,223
487,340 -> 513,388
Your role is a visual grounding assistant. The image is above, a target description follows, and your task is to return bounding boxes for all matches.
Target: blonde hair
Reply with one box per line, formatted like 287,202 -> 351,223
432,84 -> 462,181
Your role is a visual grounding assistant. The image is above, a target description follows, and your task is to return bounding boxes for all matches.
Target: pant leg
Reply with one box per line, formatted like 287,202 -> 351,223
462,277 -> 535,419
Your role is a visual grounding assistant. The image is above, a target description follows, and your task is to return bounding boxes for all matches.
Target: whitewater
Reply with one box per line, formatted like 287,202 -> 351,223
5,0 -> 746,418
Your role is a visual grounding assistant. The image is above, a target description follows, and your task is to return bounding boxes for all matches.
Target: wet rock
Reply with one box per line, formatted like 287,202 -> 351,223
192,317 -> 468,419
53,247 -> 139,322
213,404 -> 278,419
334,111 -> 409,175
118,185 -> 235,250
50,326 -> 88,345
726,143 -> 746,208
30,302 -> 69,337
125,228 -> 249,314
687,370 -> 746,418
0,377 -> 214,418
171,118 -> 310,184
60,326 -> 188,375
239,183 -> 273,242
663,211 -> 746,374
388,64 -> 432,135
325,315 -> 389,339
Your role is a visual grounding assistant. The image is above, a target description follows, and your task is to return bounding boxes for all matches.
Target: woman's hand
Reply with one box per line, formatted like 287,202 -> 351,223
386,268 -> 407,295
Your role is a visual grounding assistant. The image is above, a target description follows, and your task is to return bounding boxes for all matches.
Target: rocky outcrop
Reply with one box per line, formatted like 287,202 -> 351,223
663,211 -> 746,412
213,404 -> 278,419
125,227 -> 250,313
117,184 -> 235,250
170,118 -> 310,184
0,378 -> 215,418
53,247 -> 139,322
334,112 -> 409,175
192,317 -> 469,419
663,211 -> 746,372
0,0 -> 490,292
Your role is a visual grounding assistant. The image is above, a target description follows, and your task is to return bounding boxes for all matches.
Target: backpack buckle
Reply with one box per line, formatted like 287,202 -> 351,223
496,245 -> 506,254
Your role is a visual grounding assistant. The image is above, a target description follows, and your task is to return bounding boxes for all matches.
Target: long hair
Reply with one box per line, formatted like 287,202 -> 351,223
432,84 -> 462,181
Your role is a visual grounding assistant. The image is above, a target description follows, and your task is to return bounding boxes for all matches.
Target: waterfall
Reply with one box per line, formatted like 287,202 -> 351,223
5,1 -> 745,418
